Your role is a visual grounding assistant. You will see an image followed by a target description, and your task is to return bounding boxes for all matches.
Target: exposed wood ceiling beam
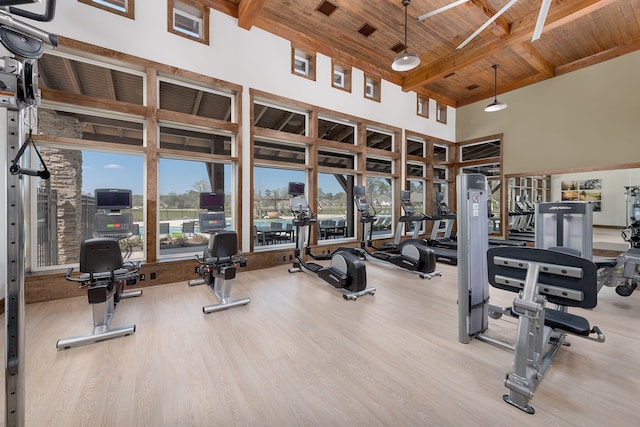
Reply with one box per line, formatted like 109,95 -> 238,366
517,42 -> 554,79
199,0 -> 238,17
404,0 -> 616,92
105,68 -> 117,100
238,0 -> 267,30
555,35 -> 640,76
469,0 -> 510,37
62,57 -> 82,94
191,90 -> 203,115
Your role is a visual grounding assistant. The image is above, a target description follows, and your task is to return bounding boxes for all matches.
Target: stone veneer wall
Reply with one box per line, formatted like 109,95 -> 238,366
37,109 -> 83,264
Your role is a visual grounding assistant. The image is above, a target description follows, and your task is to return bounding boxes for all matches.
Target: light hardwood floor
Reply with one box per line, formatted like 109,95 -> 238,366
1,260 -> 639,426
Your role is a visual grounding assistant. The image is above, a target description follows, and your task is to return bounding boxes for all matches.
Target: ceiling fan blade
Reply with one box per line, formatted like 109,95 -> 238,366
417,0 -> 469,22
457,0 -> 519,50
532,0 -> 552,41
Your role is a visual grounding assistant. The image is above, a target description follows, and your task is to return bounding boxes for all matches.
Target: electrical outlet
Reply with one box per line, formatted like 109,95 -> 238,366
139,273 -> 145,281
150,272 -> 156,280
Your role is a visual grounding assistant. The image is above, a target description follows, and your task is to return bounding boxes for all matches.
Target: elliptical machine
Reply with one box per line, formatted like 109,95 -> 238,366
354,186 -> 440,279
287,182 -> 375,300
366,190 -> 427,253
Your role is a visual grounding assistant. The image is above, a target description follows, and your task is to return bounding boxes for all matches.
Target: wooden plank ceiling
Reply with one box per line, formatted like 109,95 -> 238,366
202,0 -> 640,107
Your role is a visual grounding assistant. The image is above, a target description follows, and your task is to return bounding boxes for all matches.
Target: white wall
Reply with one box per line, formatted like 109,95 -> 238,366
457,50 -> 640,175
550,169 -> 640,227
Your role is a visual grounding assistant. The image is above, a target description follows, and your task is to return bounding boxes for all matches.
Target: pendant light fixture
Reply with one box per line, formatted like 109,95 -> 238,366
392,0 -> 420,72
485,64 -> 507,112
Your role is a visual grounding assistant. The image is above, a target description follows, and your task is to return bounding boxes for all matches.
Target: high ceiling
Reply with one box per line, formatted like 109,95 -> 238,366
201,0 -> 640,107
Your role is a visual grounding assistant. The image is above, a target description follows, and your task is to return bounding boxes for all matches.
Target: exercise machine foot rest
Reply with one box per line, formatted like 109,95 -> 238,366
343,287 -> 376,300
420,270 -> 443,279
203,297 -> 251,313
56,324 -> 136,350
121,289 -> 142,298
503,394 -> 535,414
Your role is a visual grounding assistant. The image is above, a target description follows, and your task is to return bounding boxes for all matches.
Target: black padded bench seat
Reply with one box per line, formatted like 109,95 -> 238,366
544,308 -> 591,336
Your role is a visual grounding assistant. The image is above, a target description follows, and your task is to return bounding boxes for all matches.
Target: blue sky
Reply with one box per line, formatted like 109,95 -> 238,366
82,152 -> 342,196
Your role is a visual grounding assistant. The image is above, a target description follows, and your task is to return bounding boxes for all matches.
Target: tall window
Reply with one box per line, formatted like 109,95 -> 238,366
158,158 -> 232,259
317,173 -> 356,241
365,175 -> 394,237
253,167 -> 305,248
406,162 -> 426,234
31,147 -> 145,269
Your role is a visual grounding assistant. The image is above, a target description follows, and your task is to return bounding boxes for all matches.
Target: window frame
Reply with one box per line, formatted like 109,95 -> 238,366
168,0 -> 210,45
78,0 -> 135,19
331,61 -> 352,92
291,47 -> 316,81
417,95 -> 429,119
436,101 -> 448,124
364,74 -> 381,102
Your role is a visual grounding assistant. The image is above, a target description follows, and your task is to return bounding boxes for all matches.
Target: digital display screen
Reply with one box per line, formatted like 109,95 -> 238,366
200,192 -> 224,210
354,186 -> 365,197
288,182 -> 305,196
95,189 -> 132,210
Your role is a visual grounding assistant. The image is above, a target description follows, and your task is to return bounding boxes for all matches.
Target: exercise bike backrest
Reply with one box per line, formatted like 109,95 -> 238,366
208,231 -> 239,262
79,238 -> 125,276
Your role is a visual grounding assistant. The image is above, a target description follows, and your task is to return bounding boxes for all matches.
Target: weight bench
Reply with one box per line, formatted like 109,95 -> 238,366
189,230 -> 250,313
487,246 -> 605,414
59,238 -> 140,350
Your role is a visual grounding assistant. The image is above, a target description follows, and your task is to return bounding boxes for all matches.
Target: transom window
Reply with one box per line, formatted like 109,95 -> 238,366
254,102 -> 307,135
366,128 -> 393,151
318,117 -> 355,145
460,140 -> 501,161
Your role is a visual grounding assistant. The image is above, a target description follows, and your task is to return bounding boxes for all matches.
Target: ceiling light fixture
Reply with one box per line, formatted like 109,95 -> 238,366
392,0 -> 420,72
485,64 -> 507,112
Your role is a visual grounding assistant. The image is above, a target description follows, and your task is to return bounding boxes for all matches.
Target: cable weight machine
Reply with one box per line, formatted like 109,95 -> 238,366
1,1 -> 57,426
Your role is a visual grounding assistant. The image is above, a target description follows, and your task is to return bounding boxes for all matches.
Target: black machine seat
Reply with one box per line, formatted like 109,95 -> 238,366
544,309 -> 591,336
